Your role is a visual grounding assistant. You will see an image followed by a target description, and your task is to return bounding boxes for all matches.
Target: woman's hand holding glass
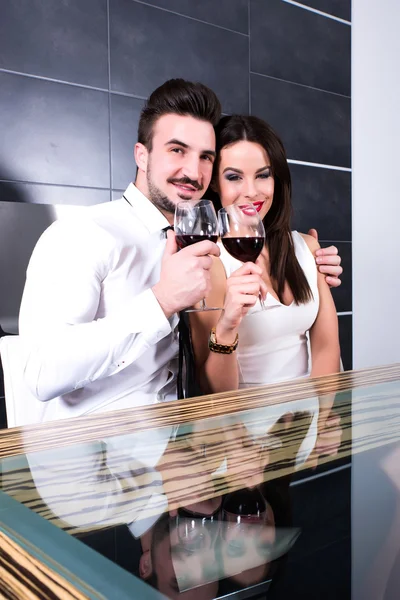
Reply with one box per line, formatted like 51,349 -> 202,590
215,262 -> 267,342
218,202 -> 268,311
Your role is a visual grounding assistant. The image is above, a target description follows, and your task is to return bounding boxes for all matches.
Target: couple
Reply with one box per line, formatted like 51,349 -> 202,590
15,78 -> 342,423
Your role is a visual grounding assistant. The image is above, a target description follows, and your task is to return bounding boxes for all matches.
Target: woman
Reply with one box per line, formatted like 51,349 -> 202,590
189,115 -> 341,394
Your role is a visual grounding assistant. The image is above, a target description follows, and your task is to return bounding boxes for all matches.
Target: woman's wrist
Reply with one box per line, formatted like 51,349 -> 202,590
215,321 -> 239,345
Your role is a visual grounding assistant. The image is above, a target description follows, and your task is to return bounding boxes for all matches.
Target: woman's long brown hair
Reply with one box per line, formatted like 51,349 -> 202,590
213,115 -> 313,305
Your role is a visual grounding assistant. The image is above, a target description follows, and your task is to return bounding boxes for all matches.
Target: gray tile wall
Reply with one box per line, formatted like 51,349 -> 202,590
0,0 -> 352,366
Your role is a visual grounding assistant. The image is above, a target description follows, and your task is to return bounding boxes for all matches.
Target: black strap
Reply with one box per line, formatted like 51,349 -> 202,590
177,311 -> 202,400
161,225 -> 174,237
177,315 -> 185,401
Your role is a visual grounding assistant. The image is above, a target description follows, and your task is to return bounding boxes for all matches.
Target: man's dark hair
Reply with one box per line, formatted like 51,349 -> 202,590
138,78 -> 222,151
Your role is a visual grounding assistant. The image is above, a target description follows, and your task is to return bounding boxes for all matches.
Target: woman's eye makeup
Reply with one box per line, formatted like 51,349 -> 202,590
224,167 -> 272,182
257,169 -> 272,179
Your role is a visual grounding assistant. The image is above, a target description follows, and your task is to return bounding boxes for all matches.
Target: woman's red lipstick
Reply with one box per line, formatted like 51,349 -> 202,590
253,200 -> 264,212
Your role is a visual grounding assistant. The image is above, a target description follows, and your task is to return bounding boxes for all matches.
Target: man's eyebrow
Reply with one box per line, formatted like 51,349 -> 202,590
165,139 -> 216,157
165,138 -> 189,148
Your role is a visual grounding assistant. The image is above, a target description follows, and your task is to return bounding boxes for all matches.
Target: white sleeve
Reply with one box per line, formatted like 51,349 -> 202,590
18,219 -> 172,402
26,437 -> 168,532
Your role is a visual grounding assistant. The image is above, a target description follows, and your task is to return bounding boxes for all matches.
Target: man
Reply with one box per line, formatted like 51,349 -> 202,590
16,78 -> 342,422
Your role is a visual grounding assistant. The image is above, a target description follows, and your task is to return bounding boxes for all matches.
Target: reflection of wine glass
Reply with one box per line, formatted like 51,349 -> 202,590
222,488 -> 270,558
218,203 -> 266,309
172,504 -> 222,593
223,488 -> 267,525
174,199 -> 222,312
175,503 -> 222,552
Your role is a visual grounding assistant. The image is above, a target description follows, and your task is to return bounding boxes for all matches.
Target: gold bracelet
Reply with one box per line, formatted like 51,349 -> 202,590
208,327 -> 239,354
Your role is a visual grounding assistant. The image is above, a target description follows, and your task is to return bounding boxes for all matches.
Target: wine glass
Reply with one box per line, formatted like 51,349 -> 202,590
172,504 -> 222,591
174,199 -> 222,312
222,488 -> 269,558
223,488 -> 268,527
174,502 -> 222,552
218,203 -> 266,309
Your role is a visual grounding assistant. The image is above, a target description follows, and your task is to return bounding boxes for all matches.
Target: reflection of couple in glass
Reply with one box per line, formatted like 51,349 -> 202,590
16,395 -> 342,597
139,485 -> 296,599
137,405 -> 340,598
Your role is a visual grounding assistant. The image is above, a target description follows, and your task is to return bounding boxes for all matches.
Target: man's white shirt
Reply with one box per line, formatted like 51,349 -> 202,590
18,183 -> 180,422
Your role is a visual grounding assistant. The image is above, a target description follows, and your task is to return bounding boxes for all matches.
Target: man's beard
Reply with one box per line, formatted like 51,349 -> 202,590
147,170 -> 176,215
146,161 -> 203,214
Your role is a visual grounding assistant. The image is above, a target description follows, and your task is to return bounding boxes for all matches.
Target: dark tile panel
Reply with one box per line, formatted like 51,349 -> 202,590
291,481 -> 350,544
0,72 -> 110,188
77,527 -> 116,562
330,242 -> 352,313
138,0 -> 249,34
0,400 -> 6,430
299,0 -> 351,21
338,314 -> 352,370
110,95 -> 144,191
270,469 -> 351,598
271,538 -> 351,598
251,74 -> 351,167
115,524 -> 142,574
109,0 -> 249,114
291,467 -> 350,529
0,0 -> 108,88
290,164 -> 351,241
0,182 -> 109,206
250,0 -> 350,96
292,504 -> 350,560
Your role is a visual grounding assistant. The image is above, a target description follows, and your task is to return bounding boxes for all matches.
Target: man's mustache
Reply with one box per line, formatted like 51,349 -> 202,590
168,177 -> 203,191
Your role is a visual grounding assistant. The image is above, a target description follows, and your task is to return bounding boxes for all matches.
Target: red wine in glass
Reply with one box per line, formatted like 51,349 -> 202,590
221,236 -> 264,263
176,233 -> 218,250
174,199 -> 222,312
218,203 -> 267,309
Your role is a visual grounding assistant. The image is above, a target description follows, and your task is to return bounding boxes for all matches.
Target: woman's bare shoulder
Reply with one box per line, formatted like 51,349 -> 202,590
299,232 -> 320,254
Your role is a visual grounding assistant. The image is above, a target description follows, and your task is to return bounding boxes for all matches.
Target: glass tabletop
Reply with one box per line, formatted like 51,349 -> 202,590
1,364 -> 400,599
